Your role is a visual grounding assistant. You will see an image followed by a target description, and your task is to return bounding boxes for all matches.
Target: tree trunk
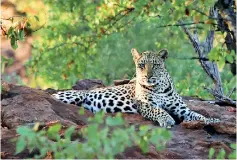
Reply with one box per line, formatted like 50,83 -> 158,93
179,7 -> 236,107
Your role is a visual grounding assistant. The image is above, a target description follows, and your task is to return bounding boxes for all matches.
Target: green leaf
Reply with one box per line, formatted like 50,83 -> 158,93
155,144 -> 165,151
26,22 -> 31,28
7,57 -> 14,66
87,124 -> 98,139
13,31 -> 18,37
47,124 -> 62,139
226,54 -> 234,63
90,111 -> 104,124
208,148 -> 215,159
16,137 -> 26,154
139,138 -> 149,153
208,47 -> 219,61
139,125 -> 152,136
228,143 -> 236,159
217,58 -> 225,71
216,148 -> 226,159
105,115 -> 124,126
17,126 -> 34,136
38,148 -> 48,158
230,143 -> 236,149
34,15 -> 40,21
64,126 -> 75,140
150,133 -> 159,143
230,50 -> 235,56
18,30 -> 25,41
161,129 -> 171,140
7,26 -> 14,36
228,152 -> 236,159
48,124 -> 61,133
79,107 -> 85,115
10,36 -> 18,50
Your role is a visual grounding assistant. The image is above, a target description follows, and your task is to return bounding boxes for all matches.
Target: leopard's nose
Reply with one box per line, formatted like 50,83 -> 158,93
147,78 -> 153,83
147,77 -> 156,83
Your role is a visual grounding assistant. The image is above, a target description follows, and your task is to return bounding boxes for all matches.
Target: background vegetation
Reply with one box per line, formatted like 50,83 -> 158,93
1,0 -> 236,99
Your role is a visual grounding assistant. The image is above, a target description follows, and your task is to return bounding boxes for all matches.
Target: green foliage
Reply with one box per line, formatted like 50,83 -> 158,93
208,144 -> 236,159
2,17 -> 30,50
27,1 -> 208,86
1,56 -> 24,85
1,56 -> 14,74
2,0 -> 236,99
208,147 -> 215,159
229,144 -> 237,159
15,111 -> 171,159
208,47 -> 236,71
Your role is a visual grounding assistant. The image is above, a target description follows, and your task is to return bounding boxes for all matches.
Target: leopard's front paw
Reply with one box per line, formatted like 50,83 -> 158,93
204,118 -> 221,124
157,116 -> 176,128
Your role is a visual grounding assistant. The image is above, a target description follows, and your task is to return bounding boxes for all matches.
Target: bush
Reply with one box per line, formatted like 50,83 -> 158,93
15,111 -> 171,159
208,144 -> 236,159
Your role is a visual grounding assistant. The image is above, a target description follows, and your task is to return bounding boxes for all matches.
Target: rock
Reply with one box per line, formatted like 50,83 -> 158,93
113,78 -> 136,86
72,79 -> 105,90
0,82 -> 236,159
181,121 -> 206,129
211,122 -> 236,135
1,83 -> 93,129
113,79 -> 131,86
184,99 -> 236,135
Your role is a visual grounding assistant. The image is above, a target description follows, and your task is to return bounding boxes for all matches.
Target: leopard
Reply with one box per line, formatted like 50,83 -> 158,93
52,48 -> 220,127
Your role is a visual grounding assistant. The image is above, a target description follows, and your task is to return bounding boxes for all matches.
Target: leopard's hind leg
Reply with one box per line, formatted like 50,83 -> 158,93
169,101 -> 221,124
183,110 -> 220,124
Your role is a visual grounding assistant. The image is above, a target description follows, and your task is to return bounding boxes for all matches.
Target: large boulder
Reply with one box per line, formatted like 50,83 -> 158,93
1,81 -> 236,159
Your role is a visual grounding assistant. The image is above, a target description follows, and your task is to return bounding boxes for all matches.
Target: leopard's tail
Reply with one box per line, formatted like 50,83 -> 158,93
51,90 -> 87,106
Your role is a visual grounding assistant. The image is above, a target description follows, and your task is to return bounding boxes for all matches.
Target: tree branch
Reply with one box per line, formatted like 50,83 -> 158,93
50,42 -> 85,50
227,87 -> 236,98
1,15 -> 23,21
191,7 -> 232,22
1,26 -> 7,36
179,7 -> 236,106
31,21 -> 46,33
204,87 -> 236,107
156,21 -> 217,29
169,56 -> 234,64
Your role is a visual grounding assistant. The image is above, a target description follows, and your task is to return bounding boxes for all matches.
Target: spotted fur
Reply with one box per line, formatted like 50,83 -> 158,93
53,84 -> 136,113
52,48 -> 220,127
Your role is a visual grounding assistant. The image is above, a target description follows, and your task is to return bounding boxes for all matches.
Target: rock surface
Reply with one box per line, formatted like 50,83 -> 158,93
72,79 -> 105,90
1,81 -> 236,159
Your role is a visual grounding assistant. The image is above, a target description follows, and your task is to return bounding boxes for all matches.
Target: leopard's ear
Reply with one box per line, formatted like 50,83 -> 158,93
131,48 -> 141,62
158,49 -> 168,60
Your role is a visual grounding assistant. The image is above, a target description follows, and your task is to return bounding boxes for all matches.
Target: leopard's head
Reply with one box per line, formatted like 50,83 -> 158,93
131,48 -> 169,87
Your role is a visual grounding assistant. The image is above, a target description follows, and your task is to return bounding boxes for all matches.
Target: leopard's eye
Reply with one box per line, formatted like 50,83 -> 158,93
138,63 -> 145,69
